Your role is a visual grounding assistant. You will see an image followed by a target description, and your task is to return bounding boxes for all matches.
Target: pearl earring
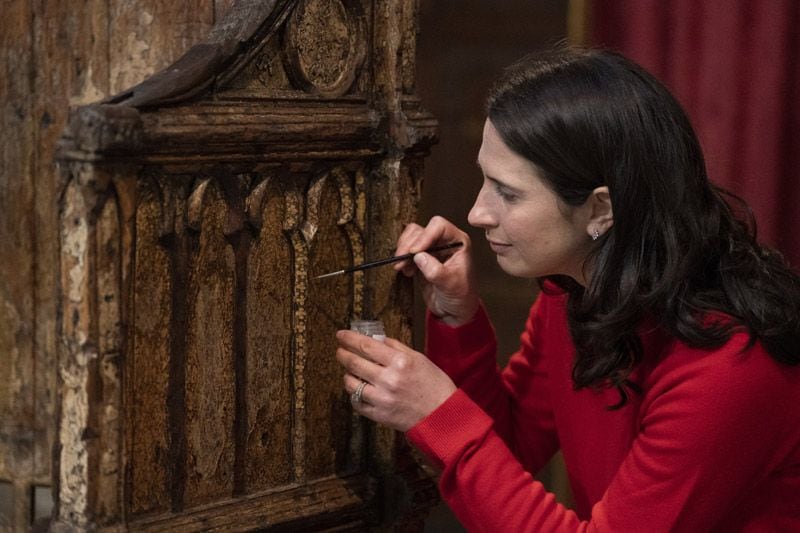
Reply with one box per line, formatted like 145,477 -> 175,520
592,229 -> 600,241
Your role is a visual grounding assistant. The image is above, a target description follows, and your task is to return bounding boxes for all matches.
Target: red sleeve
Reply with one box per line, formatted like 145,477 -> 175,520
424,295 -> 559,477
409,332 -> 799,532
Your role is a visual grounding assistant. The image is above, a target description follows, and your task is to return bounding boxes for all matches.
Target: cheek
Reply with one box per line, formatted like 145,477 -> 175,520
506,213 -> 569,261
504,212 -> 543,245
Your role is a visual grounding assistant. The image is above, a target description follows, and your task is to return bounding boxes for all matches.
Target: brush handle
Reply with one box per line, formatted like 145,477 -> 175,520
342,241 -> 463,274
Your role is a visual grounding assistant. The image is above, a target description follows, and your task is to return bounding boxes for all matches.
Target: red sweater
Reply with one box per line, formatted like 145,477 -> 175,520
407,288 -> 800,532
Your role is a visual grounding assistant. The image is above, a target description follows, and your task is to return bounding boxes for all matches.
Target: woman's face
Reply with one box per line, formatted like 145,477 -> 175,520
468,119 -> 593,283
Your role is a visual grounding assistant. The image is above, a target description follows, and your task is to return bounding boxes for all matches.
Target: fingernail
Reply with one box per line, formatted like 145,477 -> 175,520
414,253 -> 428,267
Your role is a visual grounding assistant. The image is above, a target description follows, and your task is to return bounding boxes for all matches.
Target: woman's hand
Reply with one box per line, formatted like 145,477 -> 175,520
336,330 -> 456,432
394,216 -> 479,326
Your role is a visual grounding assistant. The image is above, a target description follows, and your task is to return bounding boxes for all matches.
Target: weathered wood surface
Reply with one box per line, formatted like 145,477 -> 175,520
183,179 -> 237,508
0,2 -> 36,531
1,0 -> 225,530
244,174 -> 294,493
129,176 -> 173,516
51,0 -> 437,531
108,1 -> 217,95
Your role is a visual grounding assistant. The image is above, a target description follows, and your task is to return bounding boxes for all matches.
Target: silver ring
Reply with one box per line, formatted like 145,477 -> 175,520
351,380 -> 368,407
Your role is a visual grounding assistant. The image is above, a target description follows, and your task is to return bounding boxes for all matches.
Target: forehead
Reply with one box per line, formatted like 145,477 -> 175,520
477,120 -> 541,186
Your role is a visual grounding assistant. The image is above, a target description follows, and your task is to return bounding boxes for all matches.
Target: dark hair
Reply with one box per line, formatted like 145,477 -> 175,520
486,47 -> 800,407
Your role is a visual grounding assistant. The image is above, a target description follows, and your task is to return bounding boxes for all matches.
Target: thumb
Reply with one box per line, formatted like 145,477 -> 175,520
413,252 -> 443,282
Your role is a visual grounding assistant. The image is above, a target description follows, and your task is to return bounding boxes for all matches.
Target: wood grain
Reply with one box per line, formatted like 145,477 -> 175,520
108,0 -> 215,94
129,177 -> 172,516
95,191 -> 123,524
304,173 -> 356,479
183,179 -> 236,508
0,9 -> 35,531
244,175 -> 293,492
0,5 -> 36,527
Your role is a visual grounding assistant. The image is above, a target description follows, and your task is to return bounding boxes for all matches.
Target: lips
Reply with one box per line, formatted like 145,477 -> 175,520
487,237 -> 512,253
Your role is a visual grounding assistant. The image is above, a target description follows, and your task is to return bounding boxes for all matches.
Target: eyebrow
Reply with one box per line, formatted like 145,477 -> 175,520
476,160 -> 522,193
488,177 -> 522,196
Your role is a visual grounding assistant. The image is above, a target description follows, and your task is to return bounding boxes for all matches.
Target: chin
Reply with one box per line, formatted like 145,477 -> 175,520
496,257 -> 539,279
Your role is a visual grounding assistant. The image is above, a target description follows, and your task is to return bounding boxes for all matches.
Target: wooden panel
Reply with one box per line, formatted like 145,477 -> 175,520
130,178 -> 172,516
304,173 -> 357,479
0,0 -> 34,441
128,475 -> 377,532
183,179 -> 236,507
0,4 -> 35,531
244,176 -> 293,492
108,0 -> 216,94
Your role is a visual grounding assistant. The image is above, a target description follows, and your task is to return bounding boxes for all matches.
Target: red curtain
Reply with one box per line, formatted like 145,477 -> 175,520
590,0 -> 800,269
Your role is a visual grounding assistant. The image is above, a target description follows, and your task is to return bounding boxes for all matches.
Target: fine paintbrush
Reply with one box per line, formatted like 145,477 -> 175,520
315,241 -> 464,279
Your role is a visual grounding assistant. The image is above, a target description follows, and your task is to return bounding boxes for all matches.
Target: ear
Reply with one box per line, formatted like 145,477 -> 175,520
586,186 -> 613,239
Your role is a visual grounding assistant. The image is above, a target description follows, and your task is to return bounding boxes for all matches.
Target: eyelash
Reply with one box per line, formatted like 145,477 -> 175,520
494,183 -> 518,203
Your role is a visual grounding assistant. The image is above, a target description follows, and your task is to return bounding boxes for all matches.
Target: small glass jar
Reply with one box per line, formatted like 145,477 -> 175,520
350,319 -> 386,341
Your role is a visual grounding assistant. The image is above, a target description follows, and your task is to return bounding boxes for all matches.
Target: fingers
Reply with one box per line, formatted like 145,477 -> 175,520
403,216 -> 466,255
335,330 -> 394,366
336,344 -> 380,385
336,330 -> 413,391
343,373 -> 375,407
394,217 -> 469,276
336,334 -> 457,432
393,223 -> 425,276
336,332 -> 419,381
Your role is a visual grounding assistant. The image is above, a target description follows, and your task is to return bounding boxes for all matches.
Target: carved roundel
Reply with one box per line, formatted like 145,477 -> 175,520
283,0 -> 366,97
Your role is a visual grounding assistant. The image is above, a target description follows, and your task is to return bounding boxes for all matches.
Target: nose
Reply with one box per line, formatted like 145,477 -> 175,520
467,185 -> 496,229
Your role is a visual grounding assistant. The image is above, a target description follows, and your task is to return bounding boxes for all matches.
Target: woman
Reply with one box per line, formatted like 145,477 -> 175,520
335,47 -> 800,531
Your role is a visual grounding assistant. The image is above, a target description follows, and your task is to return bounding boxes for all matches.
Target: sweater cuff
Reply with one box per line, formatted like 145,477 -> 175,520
406,388 -> 494,471
425,303 -> 495,359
